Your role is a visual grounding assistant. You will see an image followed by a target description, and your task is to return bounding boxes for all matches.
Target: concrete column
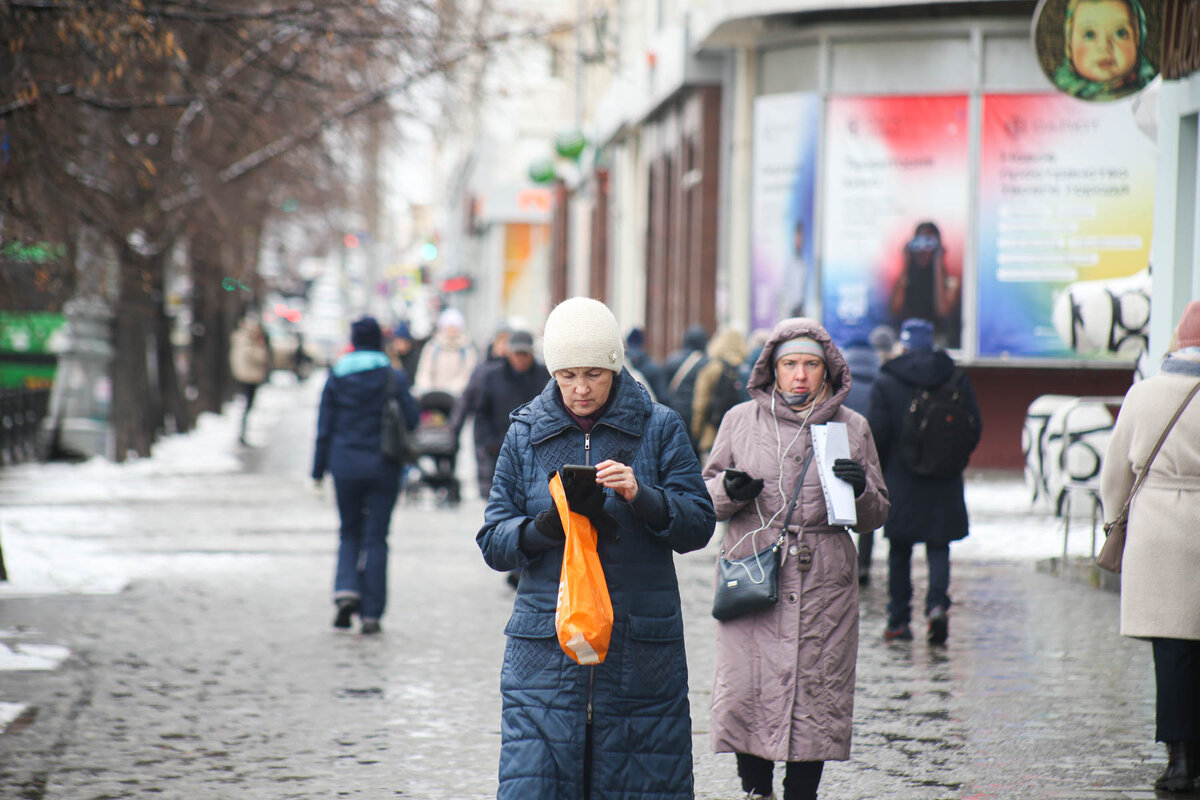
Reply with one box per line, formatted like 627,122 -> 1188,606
1149,77 -> 1200,367
38,296 -> 114,460
725,45 -> 756,336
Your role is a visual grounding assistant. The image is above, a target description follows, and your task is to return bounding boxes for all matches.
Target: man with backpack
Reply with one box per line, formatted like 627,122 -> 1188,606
866,318 -> 981,644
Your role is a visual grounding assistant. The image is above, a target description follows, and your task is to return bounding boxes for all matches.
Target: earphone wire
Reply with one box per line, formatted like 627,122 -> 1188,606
728,379 -> 821,558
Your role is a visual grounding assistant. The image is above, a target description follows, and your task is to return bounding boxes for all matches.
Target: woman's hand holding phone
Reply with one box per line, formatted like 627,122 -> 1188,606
595,459 -> 638,502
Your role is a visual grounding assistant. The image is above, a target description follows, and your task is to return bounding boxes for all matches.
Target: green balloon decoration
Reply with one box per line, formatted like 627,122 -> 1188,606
528,158 -> 557,184
554,130 -> 587,160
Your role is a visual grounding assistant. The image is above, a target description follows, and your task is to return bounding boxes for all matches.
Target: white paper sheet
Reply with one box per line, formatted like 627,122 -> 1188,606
812,422 -> 857,526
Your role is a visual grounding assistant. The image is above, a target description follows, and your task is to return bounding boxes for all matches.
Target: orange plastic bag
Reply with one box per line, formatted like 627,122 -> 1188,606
551,472 -> 613,665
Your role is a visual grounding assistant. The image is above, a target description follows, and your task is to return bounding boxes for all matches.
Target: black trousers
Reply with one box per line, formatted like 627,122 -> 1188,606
238,381 -> 259,436
1152,637 -> 1200,742
736,753 -> 824,799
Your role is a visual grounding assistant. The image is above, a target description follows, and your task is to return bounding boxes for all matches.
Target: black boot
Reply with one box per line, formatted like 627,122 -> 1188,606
332,597 -> 359,630
1155,741 -> 1195,793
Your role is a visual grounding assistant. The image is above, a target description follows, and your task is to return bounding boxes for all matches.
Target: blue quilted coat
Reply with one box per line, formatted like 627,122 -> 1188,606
477,369 -> 716,800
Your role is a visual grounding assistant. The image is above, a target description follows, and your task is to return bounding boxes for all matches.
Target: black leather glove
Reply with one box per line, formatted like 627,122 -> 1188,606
832,458 -> 867,497
557,469 -> 619,542
723,469 -> 764,502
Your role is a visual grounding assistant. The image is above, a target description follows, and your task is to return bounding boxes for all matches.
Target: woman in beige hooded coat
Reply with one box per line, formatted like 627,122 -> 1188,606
703,317 -> 889,800
1101,300 -> 1200,794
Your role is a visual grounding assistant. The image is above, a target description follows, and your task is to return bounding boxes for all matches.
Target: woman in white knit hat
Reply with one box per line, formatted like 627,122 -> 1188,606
478,296 -> 716,799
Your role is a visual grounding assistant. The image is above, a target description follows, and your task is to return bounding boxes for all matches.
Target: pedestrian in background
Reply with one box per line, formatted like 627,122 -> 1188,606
312,316 -> 419,635
869,324 -> 897,365
840,334 -> 883,586
625,327 -> 670,402
703,318 -> 889,800
449,322 -> 512,468
691,326 -> 748,460
1100,300 -> 1200,794
866,318 -> 981,644
388,320 -> 424,378
466,329 -> 549,502
229,316 -> 271,446
738,327 -> 772,396
413,307 -> 478,396
477,296 -> 715,799
664,323 -> 710,451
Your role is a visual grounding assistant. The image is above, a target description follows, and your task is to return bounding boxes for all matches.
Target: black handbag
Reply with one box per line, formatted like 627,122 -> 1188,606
380,370 -> 416,464
712,450 -> 814,621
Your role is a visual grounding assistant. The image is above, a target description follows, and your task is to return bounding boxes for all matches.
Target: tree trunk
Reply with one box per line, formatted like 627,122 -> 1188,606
189,234 -> 237,415
110,254 -> 155,461
155,265 -> 194,435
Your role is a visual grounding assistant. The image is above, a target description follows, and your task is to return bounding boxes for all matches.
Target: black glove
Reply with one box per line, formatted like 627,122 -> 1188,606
832,458 -> 867,497
556,470 -> 620,542
723,469 -> 764,502
519,509 -> 566,553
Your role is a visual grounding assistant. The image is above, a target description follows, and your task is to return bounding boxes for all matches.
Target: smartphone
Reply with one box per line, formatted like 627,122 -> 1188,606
561,464 -> 597,484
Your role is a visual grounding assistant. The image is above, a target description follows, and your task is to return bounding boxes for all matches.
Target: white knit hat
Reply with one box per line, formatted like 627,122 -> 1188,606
542,297 -> 624,374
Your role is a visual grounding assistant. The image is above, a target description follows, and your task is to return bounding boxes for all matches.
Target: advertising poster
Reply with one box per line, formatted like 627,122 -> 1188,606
750,92 -> 820,333
821,95 -> 970,349
976,93 -> 1155,358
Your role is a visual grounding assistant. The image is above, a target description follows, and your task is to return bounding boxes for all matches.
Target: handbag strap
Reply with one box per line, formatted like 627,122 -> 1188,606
1112,380 -> 1200,524
384,367 -> 397,401
779,448 -> 816,539
720,448 -> 815,558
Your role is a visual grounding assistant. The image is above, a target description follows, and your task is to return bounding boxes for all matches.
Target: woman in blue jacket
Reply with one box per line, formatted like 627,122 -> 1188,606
477,297 -> 716,799
312,317 -> 418,635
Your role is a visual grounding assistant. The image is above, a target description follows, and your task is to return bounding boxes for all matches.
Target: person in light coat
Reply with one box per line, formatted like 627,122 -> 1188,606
229,317 -> 272,445
1101,300 -> 1200,794
703,317 -> 889,800
413,307 -> 478,396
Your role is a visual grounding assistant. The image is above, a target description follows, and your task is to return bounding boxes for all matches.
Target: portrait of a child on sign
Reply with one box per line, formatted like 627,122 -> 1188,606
1033,0 -> 1161,102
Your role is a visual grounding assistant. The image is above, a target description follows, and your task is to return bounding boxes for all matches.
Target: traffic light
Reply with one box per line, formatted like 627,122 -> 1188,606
419,240 -> 438,261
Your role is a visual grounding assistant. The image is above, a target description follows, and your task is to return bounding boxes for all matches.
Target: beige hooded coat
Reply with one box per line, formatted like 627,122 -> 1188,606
703,318 -> 889,763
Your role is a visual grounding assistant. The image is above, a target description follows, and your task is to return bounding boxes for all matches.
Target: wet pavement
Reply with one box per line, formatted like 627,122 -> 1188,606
0,375 -> 1194,799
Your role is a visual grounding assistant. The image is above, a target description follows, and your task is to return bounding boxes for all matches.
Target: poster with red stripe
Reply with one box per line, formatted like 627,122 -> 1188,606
821,95 -> 969,350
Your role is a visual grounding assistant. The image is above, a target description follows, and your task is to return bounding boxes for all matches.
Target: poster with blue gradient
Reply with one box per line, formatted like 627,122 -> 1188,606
977,93 -> 1155,358
751,92 -> 820,333
821,96 -> 970,350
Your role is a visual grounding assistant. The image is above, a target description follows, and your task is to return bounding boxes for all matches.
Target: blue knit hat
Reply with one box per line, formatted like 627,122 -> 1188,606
351,316 -> 383,351
899,318 -> 934,352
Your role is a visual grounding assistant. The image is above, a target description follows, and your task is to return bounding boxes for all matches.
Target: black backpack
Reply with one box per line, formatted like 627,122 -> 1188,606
707,362 -> 746,429
898,369 -> 976,477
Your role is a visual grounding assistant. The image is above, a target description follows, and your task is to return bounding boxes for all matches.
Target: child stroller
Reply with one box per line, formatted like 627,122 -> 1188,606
410,390 -> 462,506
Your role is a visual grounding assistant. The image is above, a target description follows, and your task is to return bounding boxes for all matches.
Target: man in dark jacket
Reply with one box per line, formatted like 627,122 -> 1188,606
470,329 -> 550,500
663,324 -> 710,449
313,317 -> 419,635
866,318 -> 981,644
841,336 -> 882,586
